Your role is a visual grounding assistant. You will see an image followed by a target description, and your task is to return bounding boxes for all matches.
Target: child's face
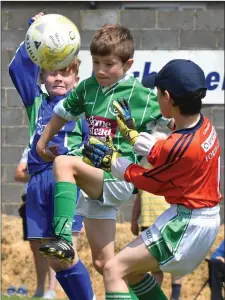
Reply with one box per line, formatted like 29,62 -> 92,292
40,69 -> 79,98
92,55 -> 133,87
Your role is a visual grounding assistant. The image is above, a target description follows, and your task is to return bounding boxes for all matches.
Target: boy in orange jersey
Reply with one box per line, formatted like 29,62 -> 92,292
83,59 -> 222,300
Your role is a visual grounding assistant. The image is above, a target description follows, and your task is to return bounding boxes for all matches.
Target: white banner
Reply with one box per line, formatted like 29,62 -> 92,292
78,50 -> 224,104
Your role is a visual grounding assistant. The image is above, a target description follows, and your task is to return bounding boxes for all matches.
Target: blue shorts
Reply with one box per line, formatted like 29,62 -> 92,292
26,167 -> 83,239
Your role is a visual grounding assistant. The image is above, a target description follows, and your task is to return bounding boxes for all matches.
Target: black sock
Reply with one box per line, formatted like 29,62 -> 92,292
171,283 -> 181,299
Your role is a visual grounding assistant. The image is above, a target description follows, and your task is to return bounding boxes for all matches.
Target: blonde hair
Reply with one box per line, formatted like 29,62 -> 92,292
40,56 -> 81,75
58,56 -> 81,75
90,24 -> 134,63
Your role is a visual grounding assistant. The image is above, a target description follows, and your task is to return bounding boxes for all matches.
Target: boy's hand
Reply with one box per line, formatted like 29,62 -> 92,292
37,144 -> 58,162
47,145 -> 59,156
29,12 -> 45,26
82,136 -> 122,172
32,12 -> 45,21
113,99 -> 139,145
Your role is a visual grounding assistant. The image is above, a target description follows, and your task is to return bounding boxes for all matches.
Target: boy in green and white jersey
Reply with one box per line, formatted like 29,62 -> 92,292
37,24 -> 172,298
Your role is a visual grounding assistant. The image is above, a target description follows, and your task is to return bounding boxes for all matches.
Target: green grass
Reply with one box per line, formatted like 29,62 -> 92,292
1,297 -> 37,300
1,297 -> 63,300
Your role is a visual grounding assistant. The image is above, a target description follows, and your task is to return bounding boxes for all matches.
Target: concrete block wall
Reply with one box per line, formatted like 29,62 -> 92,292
1,1 -> 224,222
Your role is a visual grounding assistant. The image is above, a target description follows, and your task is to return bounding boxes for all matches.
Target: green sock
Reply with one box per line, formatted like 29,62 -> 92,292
129,287 -> 139,300
105,292 -> 132,299
53,182 -> 77,244
130,273 -> 167,300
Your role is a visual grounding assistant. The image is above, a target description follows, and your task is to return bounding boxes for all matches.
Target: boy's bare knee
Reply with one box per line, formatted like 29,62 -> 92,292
93,259 -> 104,275
103,259 -> 119,281
53,155 -> 78,181
54,155 -> 82,175
54,155 -> 70,170
93,257 -> 108,275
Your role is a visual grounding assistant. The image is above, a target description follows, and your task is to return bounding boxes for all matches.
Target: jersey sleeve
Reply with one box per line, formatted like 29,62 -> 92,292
124,134 -> 197,195
54,82 -> 85,121
8,41 -> 41,108
147,139 -> 166,166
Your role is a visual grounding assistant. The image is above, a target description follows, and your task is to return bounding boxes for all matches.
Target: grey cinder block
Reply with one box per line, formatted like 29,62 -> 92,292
142,29 -> 178,50
120,10 -> 156,29
3,126 -> 29,146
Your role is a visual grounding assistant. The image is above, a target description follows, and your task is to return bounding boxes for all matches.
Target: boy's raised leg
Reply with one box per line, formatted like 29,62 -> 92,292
39,181 -> 77,261
39,155 -> 103,261
53,182 -> 77,244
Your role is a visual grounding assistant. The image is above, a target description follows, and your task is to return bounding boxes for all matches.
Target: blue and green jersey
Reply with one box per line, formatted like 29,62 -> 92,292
9,41 -> 88,175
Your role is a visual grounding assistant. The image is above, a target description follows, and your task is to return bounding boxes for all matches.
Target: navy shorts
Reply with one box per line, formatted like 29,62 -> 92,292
26,167 -> 83,239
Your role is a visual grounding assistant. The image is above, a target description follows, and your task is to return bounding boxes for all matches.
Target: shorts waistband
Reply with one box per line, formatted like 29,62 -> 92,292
30,165 -> 53,177
170,204 -> 220,217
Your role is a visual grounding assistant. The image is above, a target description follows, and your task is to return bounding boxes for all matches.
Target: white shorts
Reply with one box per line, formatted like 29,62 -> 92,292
142,204 -> 221,277
76,180 -> 135,220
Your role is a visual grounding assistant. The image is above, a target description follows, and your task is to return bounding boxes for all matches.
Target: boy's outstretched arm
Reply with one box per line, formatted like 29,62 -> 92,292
8,12 -> 45,108
37,113 -> 67,161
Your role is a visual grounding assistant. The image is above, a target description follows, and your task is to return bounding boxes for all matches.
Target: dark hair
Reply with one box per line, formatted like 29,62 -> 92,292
158,85 -> 207,116
90,24 -> 134,64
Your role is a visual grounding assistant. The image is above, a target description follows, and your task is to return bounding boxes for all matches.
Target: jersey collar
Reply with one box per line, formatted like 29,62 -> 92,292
173,113 -> 204,134
47,91 -> 71,104
97,73 -> 134,93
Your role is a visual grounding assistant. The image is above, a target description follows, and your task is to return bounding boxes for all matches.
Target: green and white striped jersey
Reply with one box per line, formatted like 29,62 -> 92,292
54,74 -> 169,167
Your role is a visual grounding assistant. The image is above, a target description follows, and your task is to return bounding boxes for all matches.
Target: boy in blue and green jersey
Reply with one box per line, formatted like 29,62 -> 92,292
9,12 -> 95,300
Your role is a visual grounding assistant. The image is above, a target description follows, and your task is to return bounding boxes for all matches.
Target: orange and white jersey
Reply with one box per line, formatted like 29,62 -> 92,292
124,114 -> 222,209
